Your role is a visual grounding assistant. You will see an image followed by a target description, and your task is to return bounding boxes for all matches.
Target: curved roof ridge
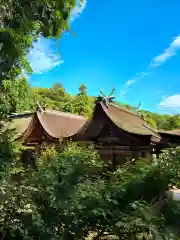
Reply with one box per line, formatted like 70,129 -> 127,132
110,103 -> 159,132
142,123 -> 161,138
17,113 -> 36,141
73,119 -> 91,135
40,109 -> 86,120
36,109 -> 87,139
9,112 -> 34,119
159,129 -> 180,136
109,103 -> 159,136
109,103 -> 144,120
98,102 -> 161,141
36,112 -> 60,140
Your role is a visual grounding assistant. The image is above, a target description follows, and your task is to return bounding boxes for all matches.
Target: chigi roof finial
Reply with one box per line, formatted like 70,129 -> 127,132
133,102 -> 142,113
133,102 -> 147,120
97,88 -> 115,107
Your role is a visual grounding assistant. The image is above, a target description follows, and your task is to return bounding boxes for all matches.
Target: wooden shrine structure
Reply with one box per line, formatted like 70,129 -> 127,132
9,105 -> 86,152
8,94 -> 180,166
159,129 -> 180,145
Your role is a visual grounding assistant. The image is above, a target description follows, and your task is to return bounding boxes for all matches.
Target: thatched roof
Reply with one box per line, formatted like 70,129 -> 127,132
73,101 -> 161,143
36,109 -> 86,138
6,113 -> 33,139
8,101 -> 162,143
11,108 -> 86,143
159,129 -> 180,136
102,102 -> 160,137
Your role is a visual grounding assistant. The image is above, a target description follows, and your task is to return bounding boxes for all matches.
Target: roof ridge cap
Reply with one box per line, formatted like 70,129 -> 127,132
108,103 -> 161,137
9,112 -> 34,119
43,109 -> 86,119
167,128 -> 180,131
160,129 -> 180,134
142,123 -> 160,137
109,103 -> 144,119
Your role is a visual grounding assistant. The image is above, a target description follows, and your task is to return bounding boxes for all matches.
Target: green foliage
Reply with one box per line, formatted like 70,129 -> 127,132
0,77 -> 36,114
32,83 -> 94,117
32,83 -> 73,112
73,84 -> 94,118
4,79 -> 179,130
0,0 -> 76,82
1,79 -> 94,117
156,114 -> 180,131
1,144 -> 180,239
116,102 -> 180,131
77,83 -> 87,96
1,0 -> 180,238
1,77 -> 179,131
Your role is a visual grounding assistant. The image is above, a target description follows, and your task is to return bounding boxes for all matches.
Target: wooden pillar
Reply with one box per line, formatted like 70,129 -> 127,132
132,151 -> 141,160
156,152 -> 160,159
145,150 -> 152,160
35,144 -> 41,155
155,147 -> 161,159
112,146 -> 116,170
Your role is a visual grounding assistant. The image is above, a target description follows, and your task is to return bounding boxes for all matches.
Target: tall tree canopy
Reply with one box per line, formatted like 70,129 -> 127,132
0,0 -> 76,82
3,78 -> 179,130
73,84 -> 94,117
0,78 -> 35,113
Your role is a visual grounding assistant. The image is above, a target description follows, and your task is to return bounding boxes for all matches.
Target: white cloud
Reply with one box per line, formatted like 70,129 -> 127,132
120,79 -> 136,97
150,35 -> 180,68
159,94 -> 180,109
120,35 -> 180,98
120,71 -> 149,97
27,1 -> 87,74
28,37 -> 64,74
71,0 -> 87,22
136,72 -> 149,78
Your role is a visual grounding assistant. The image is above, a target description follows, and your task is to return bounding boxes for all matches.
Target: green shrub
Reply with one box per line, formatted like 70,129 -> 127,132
1,144 -> 180,239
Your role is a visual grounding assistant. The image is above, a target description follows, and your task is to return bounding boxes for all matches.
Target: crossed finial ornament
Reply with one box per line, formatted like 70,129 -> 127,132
135,102 -> 142,111
97,88 -> 115,107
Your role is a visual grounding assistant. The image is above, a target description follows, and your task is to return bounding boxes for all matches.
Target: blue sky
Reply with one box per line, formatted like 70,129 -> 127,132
28,0 -> 180,114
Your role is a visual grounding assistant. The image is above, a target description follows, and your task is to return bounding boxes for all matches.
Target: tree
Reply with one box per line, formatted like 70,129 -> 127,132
0,78 -> 36,113
1,144 -> 180,239
0,0 -> 76,83
32,84 -> 74,112
0,0 -> 79,115
78,83 -> 87,96
73,84 -> 94,117
139,111 -> 158,129
117,101 -> 180,131
52,82 -> 65,92
158,115 -> 180,131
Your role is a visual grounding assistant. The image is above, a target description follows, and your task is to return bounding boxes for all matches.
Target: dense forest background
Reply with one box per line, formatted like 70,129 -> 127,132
7,77 -> 180,131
